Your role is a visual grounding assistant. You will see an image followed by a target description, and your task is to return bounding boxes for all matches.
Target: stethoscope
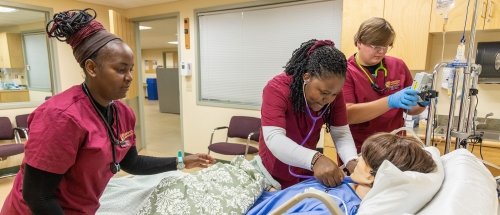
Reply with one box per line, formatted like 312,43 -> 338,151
321,176 -> 358,215
288,81 -> 331,179
355,54 -> 388,95
82,83 -> 125,174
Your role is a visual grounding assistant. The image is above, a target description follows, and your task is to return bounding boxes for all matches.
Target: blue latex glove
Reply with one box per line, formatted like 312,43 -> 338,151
387,87 -> 419,110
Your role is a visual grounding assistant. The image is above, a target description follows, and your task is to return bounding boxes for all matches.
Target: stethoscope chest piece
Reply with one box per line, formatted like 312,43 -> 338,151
110,163 -> 121,174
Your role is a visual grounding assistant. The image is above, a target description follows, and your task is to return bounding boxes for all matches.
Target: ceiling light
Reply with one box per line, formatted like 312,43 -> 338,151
0,6 -> 17,13
139,25 -> 152,30
168,41 -> 178,45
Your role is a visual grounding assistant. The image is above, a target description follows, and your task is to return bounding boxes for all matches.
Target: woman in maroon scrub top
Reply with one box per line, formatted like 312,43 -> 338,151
342,17 -> 427,152
1,9 -> 214,215
259,39 -> 358,189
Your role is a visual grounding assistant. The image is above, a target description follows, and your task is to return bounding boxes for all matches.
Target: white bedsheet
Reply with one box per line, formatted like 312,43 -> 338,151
97,171 -> 187,215
417,149 -> 498,215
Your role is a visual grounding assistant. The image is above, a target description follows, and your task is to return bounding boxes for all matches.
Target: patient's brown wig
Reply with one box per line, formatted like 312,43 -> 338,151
361,133 -> 436,176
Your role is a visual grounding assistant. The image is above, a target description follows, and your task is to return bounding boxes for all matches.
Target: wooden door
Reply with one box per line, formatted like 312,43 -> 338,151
6,33 -> 24,68
109,10 -> 138,99
108,10 -> 144,150
340,0 -> 384,57
0,33 -> 7,68
0,33 -> 24,68
384,0 -> 432,70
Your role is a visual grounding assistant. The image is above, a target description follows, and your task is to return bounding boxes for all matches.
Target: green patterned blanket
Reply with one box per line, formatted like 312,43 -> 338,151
137,156 -> 271,215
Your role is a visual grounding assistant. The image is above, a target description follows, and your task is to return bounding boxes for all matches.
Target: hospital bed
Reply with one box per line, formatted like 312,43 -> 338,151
271,148 -> 499,215
97,148 -> 499,215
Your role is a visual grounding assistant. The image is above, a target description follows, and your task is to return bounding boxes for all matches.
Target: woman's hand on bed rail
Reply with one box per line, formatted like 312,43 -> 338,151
312,156 -> 344,187
184,153 -> 216,169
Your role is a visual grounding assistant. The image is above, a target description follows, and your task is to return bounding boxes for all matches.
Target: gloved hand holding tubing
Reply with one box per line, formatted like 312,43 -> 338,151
387,87 -> 419,110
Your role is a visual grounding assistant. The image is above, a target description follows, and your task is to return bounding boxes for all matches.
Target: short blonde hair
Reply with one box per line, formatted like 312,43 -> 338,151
354,17 -> 395,47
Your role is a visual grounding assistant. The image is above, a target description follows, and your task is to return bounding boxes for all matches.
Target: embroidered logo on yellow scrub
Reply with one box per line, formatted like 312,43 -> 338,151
385,80 -> 401,91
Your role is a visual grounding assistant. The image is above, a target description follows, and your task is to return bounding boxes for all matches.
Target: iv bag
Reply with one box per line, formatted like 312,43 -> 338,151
436,0 -> 455,17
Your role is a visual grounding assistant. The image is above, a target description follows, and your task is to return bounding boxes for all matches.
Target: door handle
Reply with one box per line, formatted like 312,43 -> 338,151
481,0 -> 488,18
488,1 -> 494,18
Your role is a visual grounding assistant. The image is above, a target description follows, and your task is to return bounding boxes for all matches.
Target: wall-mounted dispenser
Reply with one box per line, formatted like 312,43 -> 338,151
181,61 -> 191,76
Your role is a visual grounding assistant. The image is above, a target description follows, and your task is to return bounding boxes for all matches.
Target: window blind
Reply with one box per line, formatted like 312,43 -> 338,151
198,0 -> 342,107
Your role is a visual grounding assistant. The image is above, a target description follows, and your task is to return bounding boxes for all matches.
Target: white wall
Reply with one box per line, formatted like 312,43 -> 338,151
125,0 -> 262,158
29,90 -> 52,101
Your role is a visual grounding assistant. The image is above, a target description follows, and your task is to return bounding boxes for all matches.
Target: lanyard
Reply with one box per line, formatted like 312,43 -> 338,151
288,83 -> 331,179
354,54 -> 388,95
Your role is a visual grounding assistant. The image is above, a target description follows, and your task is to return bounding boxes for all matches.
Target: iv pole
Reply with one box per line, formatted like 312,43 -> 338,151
453,0 -> 481,149
425,0 -> 482,154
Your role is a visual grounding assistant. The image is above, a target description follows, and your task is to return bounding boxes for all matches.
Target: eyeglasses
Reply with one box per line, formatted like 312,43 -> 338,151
367,44 -> 392,53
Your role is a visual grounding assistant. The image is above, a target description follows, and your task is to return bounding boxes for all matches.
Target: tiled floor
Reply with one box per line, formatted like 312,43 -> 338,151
138,99 -> 182,157
0,99 -> 182,206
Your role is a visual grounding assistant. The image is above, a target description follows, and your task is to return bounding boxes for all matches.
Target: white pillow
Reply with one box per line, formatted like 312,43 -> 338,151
357,147 -> 444,215
417,149 -> 498,215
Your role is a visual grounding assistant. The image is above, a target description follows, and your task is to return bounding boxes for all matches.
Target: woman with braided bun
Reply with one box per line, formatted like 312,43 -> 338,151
1,8 -> 214,215
259,39 -> 358,189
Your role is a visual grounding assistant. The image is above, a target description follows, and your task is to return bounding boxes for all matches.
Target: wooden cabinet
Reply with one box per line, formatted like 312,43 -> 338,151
0,33 -> 25,68
340,0 -> 384,58
384,0 -> 432,70
482,0 -> 500,30
429,0 -> 475,32
0,90 -> 29,102
341,0 -> 432,70
429,0 -> 500,32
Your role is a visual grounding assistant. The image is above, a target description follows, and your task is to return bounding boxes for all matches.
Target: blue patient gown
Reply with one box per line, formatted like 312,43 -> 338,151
246,178 -> 361,215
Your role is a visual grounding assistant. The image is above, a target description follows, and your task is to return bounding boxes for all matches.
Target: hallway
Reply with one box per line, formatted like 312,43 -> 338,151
139,99 -> 182,157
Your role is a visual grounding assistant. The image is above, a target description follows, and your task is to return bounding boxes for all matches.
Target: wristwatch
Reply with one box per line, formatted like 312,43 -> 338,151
177,150 -> 185,170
